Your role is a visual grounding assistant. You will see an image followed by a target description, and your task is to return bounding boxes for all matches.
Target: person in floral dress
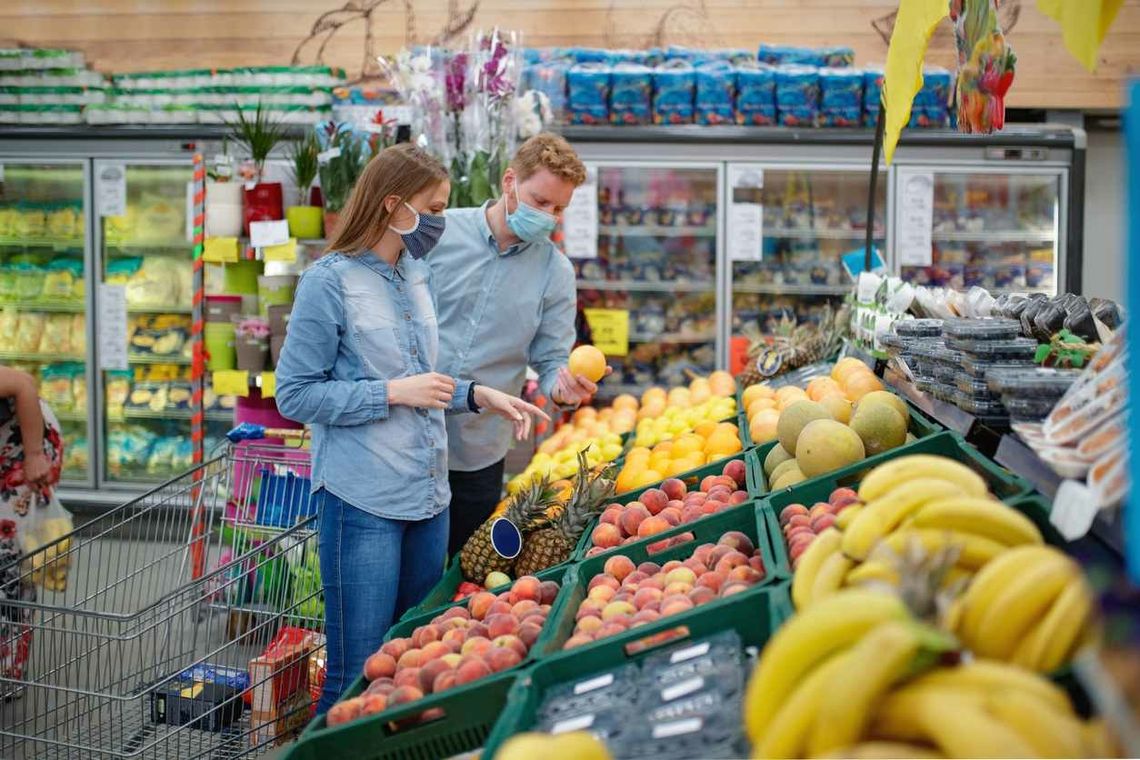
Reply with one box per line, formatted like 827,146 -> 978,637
0,366 -> 63,685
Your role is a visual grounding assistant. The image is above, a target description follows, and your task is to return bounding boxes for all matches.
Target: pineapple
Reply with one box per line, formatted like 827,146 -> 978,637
514,451 -> 616,576
459,477 -> 557,583
854,535 -> 969,628
737,304 -> 850,386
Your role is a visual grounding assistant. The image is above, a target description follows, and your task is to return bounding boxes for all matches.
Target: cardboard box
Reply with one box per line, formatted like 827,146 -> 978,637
248,627 -> 323,747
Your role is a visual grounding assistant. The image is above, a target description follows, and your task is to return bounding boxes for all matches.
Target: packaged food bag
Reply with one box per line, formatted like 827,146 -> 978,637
735,64 -> 776,126
610,63 -> 652,125
652,61 -> 695,125
695,62 -> 736,125
567,63 -> 610,125
862,67 -> 885,126
523,61 -> 569,122
775,65 -> 820,127
820,46 -> 855,68
758,44 -> 824,67
819,67 -> 864,127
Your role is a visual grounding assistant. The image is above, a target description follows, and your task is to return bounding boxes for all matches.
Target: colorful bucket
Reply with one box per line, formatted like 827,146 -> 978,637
258,274 -> 297,318
205,321 -> 236,371
222,260 -> 262,295
286,206 -> 323,239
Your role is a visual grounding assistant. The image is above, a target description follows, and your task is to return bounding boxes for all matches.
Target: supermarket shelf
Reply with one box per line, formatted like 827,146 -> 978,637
576,279 -> 715,293
598,224 -> 716,238
885,369 -> 978,437
766,227 -> 885,241
53,410 -> 87,423
105,239 -> 192,250
733,283 -> 852,296
0,299 -> 85,313
994,433 -> 1062,499
0,237 -> 83,250
110,408 -> 234,423
128,305 -> 193,314
0,351 -> 84,363
931,230 -> 1055,243
128,354 -> 191,366
630,331 -> 715,344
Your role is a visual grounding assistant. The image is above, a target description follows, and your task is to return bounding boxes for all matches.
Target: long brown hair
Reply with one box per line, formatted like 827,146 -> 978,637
325,142 -> 449,255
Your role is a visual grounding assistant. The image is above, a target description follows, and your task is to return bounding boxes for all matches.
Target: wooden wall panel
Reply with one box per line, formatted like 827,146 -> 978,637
1,0 -> 1137,110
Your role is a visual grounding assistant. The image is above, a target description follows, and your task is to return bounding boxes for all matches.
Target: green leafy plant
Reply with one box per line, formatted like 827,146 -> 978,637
227,101 -> 287,181
1034,328 -> 1099,369
289,132 -> 321,201
318,128 -> 366,213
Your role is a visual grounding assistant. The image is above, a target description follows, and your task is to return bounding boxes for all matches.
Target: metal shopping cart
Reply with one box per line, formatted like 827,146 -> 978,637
0,426 -> 324,759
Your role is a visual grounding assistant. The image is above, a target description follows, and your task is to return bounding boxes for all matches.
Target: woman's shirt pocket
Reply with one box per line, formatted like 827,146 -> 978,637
353,323 -> 407,377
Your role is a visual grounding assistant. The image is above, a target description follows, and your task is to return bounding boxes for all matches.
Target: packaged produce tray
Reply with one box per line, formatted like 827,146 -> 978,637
400,562 -> 566,624
481,582 -> 793,759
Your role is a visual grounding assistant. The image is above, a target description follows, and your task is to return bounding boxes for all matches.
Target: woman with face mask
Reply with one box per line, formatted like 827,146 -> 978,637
275,143 -> 549,713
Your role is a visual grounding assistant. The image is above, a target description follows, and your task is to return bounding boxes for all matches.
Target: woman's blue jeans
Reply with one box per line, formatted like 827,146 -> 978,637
315,489 -> 448,714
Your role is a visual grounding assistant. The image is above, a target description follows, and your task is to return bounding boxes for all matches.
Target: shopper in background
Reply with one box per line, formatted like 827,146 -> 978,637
275,144 -> 548,713
0,365 -> 63,689
429,133 -> 610,556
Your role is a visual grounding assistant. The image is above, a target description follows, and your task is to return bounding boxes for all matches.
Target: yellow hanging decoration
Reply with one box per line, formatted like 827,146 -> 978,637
1037,0 -> 1123,72
881,0 -> 950,164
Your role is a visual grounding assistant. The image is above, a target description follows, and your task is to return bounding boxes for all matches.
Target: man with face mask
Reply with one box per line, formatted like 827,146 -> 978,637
428,132 -> 606,556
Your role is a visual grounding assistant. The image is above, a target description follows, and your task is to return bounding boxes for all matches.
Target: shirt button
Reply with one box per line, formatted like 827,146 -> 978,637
411,347 -> 418,356
405,313 -> 411,321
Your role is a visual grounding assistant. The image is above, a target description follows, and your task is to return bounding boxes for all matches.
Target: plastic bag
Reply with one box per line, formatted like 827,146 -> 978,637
18,494 -> 74,593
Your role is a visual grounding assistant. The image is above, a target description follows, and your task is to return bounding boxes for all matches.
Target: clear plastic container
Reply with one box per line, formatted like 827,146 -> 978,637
613,711 -> 747,760
1076,415 -> 1124,461
949,337 -> 1039,361
956,376 -> 995,398
932,382 -> 957,402
960,355 -> 1031,379
535,709 -> 633,745
985,368 -> 1078,398
643,671 -> 745,723
641,631 -> 743,688
537,663 -> 642,722
1001,395 -> 1057,420
934,363 -> 958,384
894,319 -> 944,338
940,317 -> 1021,341
953,390 -> 1007,416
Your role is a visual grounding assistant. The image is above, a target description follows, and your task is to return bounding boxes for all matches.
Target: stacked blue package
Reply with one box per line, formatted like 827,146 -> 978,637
775,65 -> 820,126
758,45 -> 825,67
915,67 -> 953,108
571,48 -> 613,64
819,67 -> 864,127
523,62 -> 569,121
735,64 -> 776,125
820,46 -> 856,68
610,63 -> 652,125
567,64 -> 611,125
695,62 -> 736,125
652,62 -> 695,125
862,67 -> 885,126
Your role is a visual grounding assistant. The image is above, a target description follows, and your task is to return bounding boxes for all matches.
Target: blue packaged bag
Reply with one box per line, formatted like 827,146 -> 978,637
916,67 -> 953,109
758,44 -> 825,67
695,62 -> 736,125
610,63 -> 652,125
523,61 -> 569,122
909,105 -> 951,129
819,67 -> 864,127
735,64 -> 776,125
571,47 -> 614,64
568,63 -> 611,125
863,67 -> 885,126
820,46 -> 856,68
776,65 -> 820,126
652,62 -> 695,125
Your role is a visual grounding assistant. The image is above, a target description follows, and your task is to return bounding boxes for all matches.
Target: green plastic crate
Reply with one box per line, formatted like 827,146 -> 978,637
481,581 -> 793,759
570,449 -> 766,563
286,670 -> 519,760
400,562 -> 566,623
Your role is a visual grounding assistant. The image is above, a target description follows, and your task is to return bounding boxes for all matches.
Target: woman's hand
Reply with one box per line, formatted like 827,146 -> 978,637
23,451 -> 51,488
388,373 -> 456,409
551,365 -> 614,407
474,386 -> 552,441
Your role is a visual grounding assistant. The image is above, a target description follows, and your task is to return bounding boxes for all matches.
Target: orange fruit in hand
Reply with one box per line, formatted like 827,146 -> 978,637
568,345 -> 607,383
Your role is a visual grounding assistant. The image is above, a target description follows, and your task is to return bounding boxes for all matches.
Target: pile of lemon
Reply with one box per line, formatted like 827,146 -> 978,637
617,420 -> 744,493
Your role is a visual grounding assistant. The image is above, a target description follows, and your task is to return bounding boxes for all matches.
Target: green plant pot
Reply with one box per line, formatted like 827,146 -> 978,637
204,322 -> 236,371
222,260 -> 262,295
286,206 -> 323,239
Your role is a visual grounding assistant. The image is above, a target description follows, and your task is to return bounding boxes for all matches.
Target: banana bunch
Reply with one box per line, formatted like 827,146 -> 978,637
949,544 -> 1095,673
792,454 -> 1044,610
743,589 -> 1115,759
22,517 -> 73,592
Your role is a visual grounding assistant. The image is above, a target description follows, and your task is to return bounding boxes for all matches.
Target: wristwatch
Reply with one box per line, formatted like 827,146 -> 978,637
467,382 -> 481,413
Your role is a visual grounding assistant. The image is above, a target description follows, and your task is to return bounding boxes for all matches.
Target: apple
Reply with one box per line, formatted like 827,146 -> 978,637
484,571 -> 512,590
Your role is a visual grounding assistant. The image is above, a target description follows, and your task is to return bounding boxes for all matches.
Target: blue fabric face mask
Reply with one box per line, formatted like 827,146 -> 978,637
506,184 -> 557,243
390,202 -> 446,259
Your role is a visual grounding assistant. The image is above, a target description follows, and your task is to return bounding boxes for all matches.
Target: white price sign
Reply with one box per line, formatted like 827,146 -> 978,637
728,164 -> 764,261
97,284 -> 129,371
562,164 -> 599,259
96,162 -> 127,218
896,169 -> 935,267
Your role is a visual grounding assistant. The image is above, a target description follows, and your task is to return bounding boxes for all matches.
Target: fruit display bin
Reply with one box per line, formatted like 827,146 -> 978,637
287,669 -> 520,760
480,581 -> 794,759
570,449 -> 765,562
400,561 -> 566,624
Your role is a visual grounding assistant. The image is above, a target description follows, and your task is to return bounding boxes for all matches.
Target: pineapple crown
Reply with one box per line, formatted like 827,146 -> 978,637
507,476 -> 559,529
866,535 -> 966,628
554,449 -> 617,536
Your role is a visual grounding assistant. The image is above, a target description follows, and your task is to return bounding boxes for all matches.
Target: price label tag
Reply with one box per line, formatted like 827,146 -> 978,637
583,308 -> 629,358
97,284 -> 129,371
652,717 -> 703,739
260,371 -> 277,398
263,239 -> 298,262
250,219 -> 290,249
573,673 -> 614,695
896,169 -> 934,267
1049,479 -> 1099,540
728,164 -> 764,261
551,713 -> 595,735
562,165 -> 598,259
661,676 -> 706,702
203,237 -> 240,263
212,370 -> 250,397
96,162 -> 127,218
669,641 -> 710,664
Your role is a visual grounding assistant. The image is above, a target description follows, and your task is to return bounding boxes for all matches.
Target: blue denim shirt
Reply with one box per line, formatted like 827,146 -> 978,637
275,251 -> 472,520
428,204 -> 577,471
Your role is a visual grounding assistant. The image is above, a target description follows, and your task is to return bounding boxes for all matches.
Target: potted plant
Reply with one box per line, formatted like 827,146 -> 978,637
205,138 -> 243,237
234,316 -> 271,373
229,101 -> 288,235
317,125 -> 366,240
285,131 -> 323,240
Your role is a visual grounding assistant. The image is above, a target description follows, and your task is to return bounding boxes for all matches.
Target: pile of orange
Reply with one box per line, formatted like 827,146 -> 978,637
615,420 -> 744,494
635,371 -> 737,422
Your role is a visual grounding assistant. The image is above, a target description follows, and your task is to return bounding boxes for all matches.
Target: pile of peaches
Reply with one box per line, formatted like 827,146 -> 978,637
778,487 -> 861,569
326,576 -> 560,727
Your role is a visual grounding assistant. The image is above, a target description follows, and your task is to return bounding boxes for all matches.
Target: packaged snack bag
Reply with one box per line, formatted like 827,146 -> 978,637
609,63 -> 652,125
567,63 -> 610,125
695,62 -> 735,125
652,62 -> 695,125
735,64 -> 776,125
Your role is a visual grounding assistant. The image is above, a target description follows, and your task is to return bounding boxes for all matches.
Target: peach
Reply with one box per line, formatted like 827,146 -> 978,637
786,527 -> 815,546
639,489 -> 669,515
366,677 -> 395,695
380,638 -> 412,661
681,557 -> 708,576
696,570 -> 725,593
809,503 -> 832,520
749,555 -> 767,573
539,581 -> 560,605
486,599 -> 513,618
576,615 -> 604,634
811,514 -> 837,532
433,670 -> 457,693
680,504 -> 705,524
631,608 -> 661,625
466,621 -> 490,640
488,647 -> 523,673
388,685 -> 425,707
692,543 -> 716,565
637,561 -> 661,576
585,547 -> 605,558
729,565 -> 765,585
659,507 -> 683,527
518,621 -> 543,648
623,570 -> 649,587
722,459 -> 747,488
601,600 -> 636,621
564,634 -> 594,649
493,634 -> 527,659
440,606 -> 471,622
397,649 -> 423,670
519,607 -> 546,624
661,560 -> 683,573
461,637 -> 492,657
598,621 -> 628,639
418,659 -> 452,693
715,551 -> 750,574
604,554 -> 637,582
575,600 -> 604,621
589,585 -> 617,606
327,698 -> 363,726
683,493 -> 708,507
467,592 -> 497,621
661,595 -> 695,616
665,567 -> 698,586
394,668 -> 421,689
789,541 -> 813,562
591,523 -> 623,548
829,487 -> 860,508
720,582 -> 750,597
619,504 -> 652,537
700,475 -> 721,493
512,576 -> 542,602
672,532 -> 695,547
688,586 -> 716,606
440,653 -> 462,669
729,490 -> 750,505
588,574 -> 620,592
706,485 -> 733,502
779,504 -> 809,525
664,581 -> 693,597
719,531 -> 755,555
511,599 -> 539,617
646,538 -> 671,554
486,613 -> 519,639
601,504 -> 624,526
638,574 -> 666,592
454,657 -> 492,685
633,586 -> 664,609
440,617 -> 470,633
661,478 -> 687,501
637,516 -> 672,538
420,641 -> 452,662
364,652 -> 398,681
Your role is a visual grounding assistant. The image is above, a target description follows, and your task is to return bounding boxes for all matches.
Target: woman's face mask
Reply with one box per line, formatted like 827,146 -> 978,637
390,202 -> 446,259
506,181 -> 557,243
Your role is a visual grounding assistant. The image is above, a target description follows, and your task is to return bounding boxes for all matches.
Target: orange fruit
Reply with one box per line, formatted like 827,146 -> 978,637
671,434 -> 704,458
748,398 -> 777,420
572,406 -> 597,424
831,357 -> 866,381
806,377 -> 842,402
709,370 -> 737,398
641,386 -> 666,406
610,411 -> 636,434
693,420 -> 718,438
568,345 -> 607,383
625,446 -> 651,463
749,409 -> 780,444
844,372 -> 885,402
715,421 -> 739,435
633,469 -> 664,490
690,383 -> 712,404
612,394 -> 639,413
819,393 -> 853,424
667,387 -> 692,408
742,383 -> 775,408
616,465 -> 643,494
637,399 -> 666,421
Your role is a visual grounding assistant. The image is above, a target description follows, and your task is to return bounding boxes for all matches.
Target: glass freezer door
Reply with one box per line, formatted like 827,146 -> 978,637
0,160 -> 92,485
894,170 -> 1063,295
572,164 -> 719,396
95,161 -> 232,486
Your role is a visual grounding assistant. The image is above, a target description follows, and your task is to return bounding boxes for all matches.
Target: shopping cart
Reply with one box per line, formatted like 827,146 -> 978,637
0,425 -> 324,759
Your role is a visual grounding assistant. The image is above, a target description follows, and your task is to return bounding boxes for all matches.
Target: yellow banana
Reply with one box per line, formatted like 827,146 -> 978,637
754,651 -> 852,759
841,479 -> 966,560
911,497 -> 1043,546
857,455 -> 988,502
835,504 -> 863,531
958,545 -> 1059,644
819,742 -> 943,759
743,589 -> 909,742
984,689 -> 1086,758
875,527 -> 1007,570
808,621 -> 922,756
845,560 -> 899,587
969,550 -> 1077,659
1011,574 -> 1093,673
791,527 -> 841,610
1081,719 -> 1116,758
904,660 -> 1073,715
809,551 -> 855,607
875,686 -> 1038,758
